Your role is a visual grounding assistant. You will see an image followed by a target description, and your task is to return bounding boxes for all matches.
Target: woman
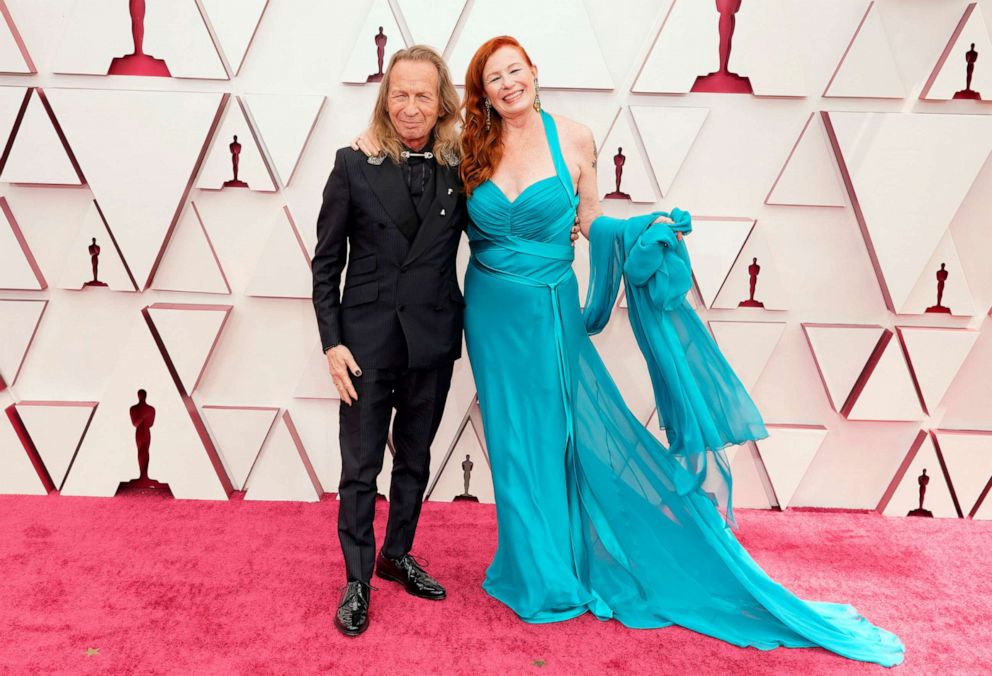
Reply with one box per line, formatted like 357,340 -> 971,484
358,36 -> 904,667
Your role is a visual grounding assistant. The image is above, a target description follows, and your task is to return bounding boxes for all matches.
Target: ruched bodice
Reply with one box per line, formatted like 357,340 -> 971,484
467,111 -> 578,286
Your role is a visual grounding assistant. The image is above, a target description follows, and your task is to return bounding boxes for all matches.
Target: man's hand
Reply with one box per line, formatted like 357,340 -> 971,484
652,214 -> 683,240
570,216 -> 580,245
350,128 -> 382,157
326,345 -> 361,405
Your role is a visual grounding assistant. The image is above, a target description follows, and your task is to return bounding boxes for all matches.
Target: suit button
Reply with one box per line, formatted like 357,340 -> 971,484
378,223 -> 386,229
398,305 -> 405,312
400,265 -> 409,272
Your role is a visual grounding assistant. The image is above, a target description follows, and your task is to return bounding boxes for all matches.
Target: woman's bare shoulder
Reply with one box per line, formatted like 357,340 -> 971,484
550,114 -> 595,151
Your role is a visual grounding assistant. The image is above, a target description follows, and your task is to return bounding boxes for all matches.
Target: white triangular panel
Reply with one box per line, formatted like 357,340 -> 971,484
921,3 -> 992,101
712,230 -> 789,311
146,303 -> 231,394
630,105 -> 708,197
900,230 -> 975,316
142,1 -> 227,79
0,393 -> 46,495
286,399 -> 341,494
0,298 -> 46,385
199,0 -> 268,75
934,430 -> 992,516
244,412 -> 322,501
202,405 -> 278,491
15,401 -> 96,489
900,328 -> 980,415
1,90 -> 80,185
766,113 -> 847,207
755,426 -> 827,508
632,1 -> 716,94
396,0 -> 466,52
151,204 -> 230,294
726,444 -> 774,509
0,86 -> 26,149
197,98 -> 274,191
597,111 -> 655,203
882,435 -> 957,518
245,93 -> 324,186
57,202 -> 136,292
728,0 -> 810,96
0,198 -> 44,290
824,2 -> 905,99
341,0 -> 406,84
827,111 -> 992,312
245,207 -> 311,298
803,324 -> 884,412
294,342 -> 338,400
449,0 -> 613,89
847,339 -> 923,421
61,318 -> 228,499
46,88 -> 224,289
683,218 -> 753,308
708,321 -> 786,392
0,5 -> 33,73
51,0 -> 133,75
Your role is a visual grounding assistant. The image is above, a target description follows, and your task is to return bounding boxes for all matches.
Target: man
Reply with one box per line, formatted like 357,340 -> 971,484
312,45 -> 465,637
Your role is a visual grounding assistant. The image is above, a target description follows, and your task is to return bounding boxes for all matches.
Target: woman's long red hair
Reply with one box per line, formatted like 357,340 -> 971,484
459,36 -> 536,196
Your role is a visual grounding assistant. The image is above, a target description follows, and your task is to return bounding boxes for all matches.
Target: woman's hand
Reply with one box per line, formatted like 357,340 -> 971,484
652,213 -> 683,240
351,128 -> 382,157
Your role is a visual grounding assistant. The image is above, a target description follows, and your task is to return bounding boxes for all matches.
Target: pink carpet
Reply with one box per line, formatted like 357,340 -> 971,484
0,494 -> 987,675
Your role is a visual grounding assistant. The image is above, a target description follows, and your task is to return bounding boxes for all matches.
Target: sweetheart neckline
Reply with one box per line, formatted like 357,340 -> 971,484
485,175 -> 558,206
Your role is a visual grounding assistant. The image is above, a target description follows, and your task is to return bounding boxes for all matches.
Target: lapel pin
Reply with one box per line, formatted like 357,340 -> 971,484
440,209 -> 446,216
447,188 -> 453,195
366,154 -> 385,166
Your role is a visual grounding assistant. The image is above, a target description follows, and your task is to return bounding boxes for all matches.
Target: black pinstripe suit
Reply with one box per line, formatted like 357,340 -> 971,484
312,146 -> 468,583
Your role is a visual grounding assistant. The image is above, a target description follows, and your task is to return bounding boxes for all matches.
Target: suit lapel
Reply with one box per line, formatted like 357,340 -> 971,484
404,163 -> 458,265
359,157 -> 419,238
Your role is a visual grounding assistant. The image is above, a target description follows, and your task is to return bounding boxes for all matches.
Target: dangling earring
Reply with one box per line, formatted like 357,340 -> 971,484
533,78 -> 542,112
484,98 -> 492,131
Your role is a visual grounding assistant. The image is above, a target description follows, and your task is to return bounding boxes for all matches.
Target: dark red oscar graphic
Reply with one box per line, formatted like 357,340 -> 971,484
907,468 -> 933,517
926,263 -> 951,314
108,0 -> 171,77
84,237 -> 108,287
454,453 -> 479,502
223,134 -> 248,188
953,43 -> 981,100
692,0 -> 753,94
367,26 -> 388,83
738,257 -> 764,307
117,389 -> 173,495
603,147 -> 631,200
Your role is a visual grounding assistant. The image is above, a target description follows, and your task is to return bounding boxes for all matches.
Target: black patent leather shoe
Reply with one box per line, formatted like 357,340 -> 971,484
375,552 -> 446,600
334,580 -> 371,637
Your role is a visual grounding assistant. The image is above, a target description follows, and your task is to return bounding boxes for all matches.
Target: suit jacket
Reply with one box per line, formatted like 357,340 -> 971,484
312,146 -> 468,370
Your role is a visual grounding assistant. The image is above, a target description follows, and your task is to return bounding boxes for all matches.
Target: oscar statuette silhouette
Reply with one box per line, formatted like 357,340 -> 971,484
925,263 -> 951,314
907,468 -> 933,517
738,257 -> 765,307
603,147 -> 631,200
108,0 -> 171,77
222,135 -> 249,188
83,237 -> 108,288
953,43 -> 981,100
116,389 -> 172,496
367,27 -> 388,83
454,454 -> 479,502
692,0 -> 753,93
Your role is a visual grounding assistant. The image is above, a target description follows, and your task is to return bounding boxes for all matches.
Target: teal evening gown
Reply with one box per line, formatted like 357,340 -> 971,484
462,110 -> 904,667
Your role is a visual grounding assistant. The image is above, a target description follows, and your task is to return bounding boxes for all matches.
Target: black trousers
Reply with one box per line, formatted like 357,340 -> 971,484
337,363 -> 453,583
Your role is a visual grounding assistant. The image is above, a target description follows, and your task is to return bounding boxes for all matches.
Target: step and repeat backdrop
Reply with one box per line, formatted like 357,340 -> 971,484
1,0 -> 991,518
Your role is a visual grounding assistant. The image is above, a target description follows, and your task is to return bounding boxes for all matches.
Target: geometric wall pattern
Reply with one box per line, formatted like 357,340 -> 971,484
2,0 -> 992,523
